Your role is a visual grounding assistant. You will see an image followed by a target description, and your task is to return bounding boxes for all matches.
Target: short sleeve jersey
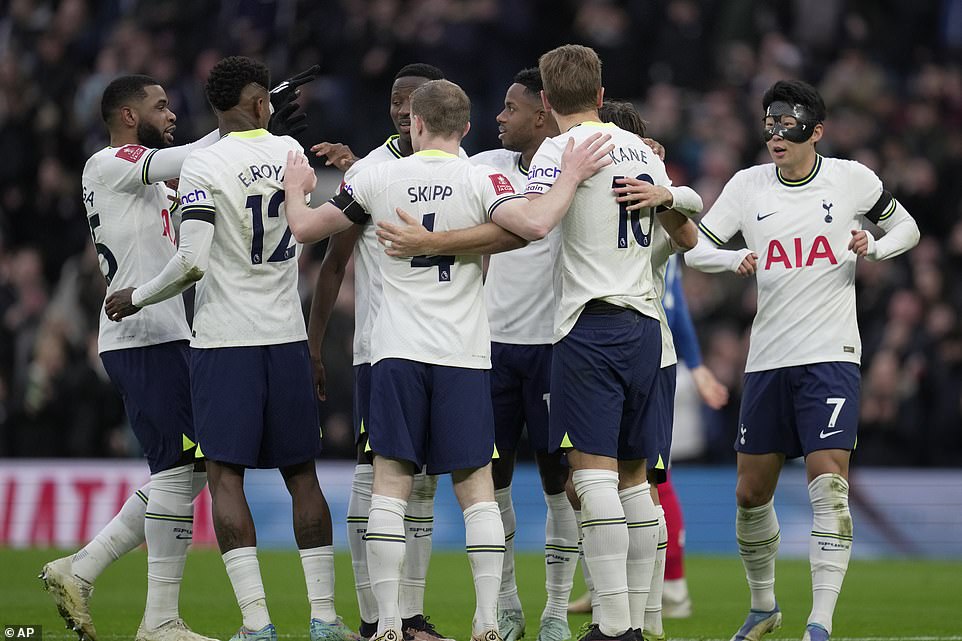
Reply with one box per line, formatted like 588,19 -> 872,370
82,144 -> 191,353
175,130 -> 306,348
524,122 -> 671,340
697,155 -> 887,371
345,135 -> 469,365
471,148 -> 560,345
346,150 -> 525,368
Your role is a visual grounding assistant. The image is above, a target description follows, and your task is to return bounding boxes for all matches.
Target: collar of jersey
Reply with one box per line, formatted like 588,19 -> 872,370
414,149 -> 457,158
776,153 -> 822,187
385,134 -> 404,158
517,154 -> 529,176
568,120 -> 618,131
228,128 -> 269,139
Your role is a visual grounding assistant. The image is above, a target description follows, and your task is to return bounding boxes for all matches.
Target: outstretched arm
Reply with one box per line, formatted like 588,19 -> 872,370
376,208 -> 526,257
143,129 -> 221,184
684,232 -> 757,275
491,133 -> 614,240
283,150 -> 364,244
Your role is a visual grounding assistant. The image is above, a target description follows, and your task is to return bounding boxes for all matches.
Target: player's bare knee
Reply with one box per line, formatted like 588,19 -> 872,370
535,451 -> 568,495
735,479 -> 775,508
617,458 -> 647,490
452,464 -> 495,508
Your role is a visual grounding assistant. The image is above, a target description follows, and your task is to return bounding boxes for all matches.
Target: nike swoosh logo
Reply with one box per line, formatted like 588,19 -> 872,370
545,560 -> 568,565
819,429 -> 843,439
756,211 -> 778,221
413,532 -> 433,538
175,534 -> 192,540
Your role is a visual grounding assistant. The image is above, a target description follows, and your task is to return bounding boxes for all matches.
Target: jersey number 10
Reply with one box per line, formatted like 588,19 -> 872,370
247,191 -> 295,264
613,173 -> 655,249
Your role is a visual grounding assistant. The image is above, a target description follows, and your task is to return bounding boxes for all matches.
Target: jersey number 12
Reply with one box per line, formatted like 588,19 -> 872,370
247,191 -> 295,264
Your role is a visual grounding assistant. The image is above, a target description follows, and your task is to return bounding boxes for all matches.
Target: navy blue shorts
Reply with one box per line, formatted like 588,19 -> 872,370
737,362 -> 860,458
549,308 -> 662,460
100,341 -> 196,474
491,342 -> 552,453
368,358 -> 495,474
353,363 -> 372,445
640,364 -> 676,483
190,341 -> 322,469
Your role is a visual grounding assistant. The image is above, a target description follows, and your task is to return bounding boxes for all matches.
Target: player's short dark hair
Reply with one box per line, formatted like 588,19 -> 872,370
762,79 -> 826,122
101,74 -> 160,124
599,100 -> 648,137
513,68 -> 542,97
410,80 -> 470,138
206,56 -> 271,112
395,63 -> 445,81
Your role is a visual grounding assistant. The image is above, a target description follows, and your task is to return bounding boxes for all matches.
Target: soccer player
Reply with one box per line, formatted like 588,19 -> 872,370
41,67 -> 314,641
282,78 -> 612,641
486,45 -> 703,641
104,56 -> 355,641
306,63 -> 458,641
43,73 -> 222,641
559,98 -> 701,641
683,79 -> 920,641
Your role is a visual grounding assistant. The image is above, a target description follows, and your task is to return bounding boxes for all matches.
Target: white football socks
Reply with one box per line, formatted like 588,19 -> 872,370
464,501 -> 505,635
644,505 -> 668,636
72,482 -> 151,584
495,485 -> 522,612
367,494 -> 407,635
542,490 -> 578,622
401,472 -> 437,619
808,474 -> 853,634
143,463 -> 194,629
348,464 -> 378,624
620,482 -> 659,631
736,498 -> 780,612
573,469 -> 630,637
223,546 -> 271,631
300,546 -> 337,623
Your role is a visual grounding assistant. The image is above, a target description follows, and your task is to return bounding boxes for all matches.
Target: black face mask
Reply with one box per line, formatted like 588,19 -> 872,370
762,100 -> 819,143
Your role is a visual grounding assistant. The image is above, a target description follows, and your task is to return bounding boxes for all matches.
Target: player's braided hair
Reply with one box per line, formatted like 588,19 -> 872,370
394,63 -> 444,81
513,68 -> 542,97
206,56 -> 271,112
101,74 -> 159,124
599,100 -> 648,138
763,79 -> 826,123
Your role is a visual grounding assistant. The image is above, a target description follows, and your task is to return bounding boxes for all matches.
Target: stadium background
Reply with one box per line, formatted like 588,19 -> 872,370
0,0 -> 961,564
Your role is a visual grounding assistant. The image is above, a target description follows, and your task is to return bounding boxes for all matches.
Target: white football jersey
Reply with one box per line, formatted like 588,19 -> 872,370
471,148 -> 560,345
525,122 -> 671,340
650,225 -> 677,368
342,135 -> 402,365
345,135 -> 470,365
346,150 -> 525,368
175,130 -> 306,348
698,155 -> 885,371
82,144 -> 192,353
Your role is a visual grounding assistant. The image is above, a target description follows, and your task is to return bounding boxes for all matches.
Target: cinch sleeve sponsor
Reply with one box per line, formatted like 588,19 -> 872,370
525,138 -> 562,195
178,159 -> 216,224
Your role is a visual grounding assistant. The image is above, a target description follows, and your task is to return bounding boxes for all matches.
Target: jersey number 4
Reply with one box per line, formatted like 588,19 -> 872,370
613,173 -> 655,248
410,213 -> 455,282
247,192 -> 295,264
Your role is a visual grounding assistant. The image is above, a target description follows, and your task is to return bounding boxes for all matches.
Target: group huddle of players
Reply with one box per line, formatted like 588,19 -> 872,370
41,41 -> 918,641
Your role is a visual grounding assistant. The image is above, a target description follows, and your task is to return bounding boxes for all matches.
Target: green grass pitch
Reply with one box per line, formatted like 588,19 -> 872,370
4,549 -> 961,640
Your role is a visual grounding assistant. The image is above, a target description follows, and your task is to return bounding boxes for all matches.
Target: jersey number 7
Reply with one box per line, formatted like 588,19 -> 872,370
613,173 -> 655,248
247,191 -> 295,264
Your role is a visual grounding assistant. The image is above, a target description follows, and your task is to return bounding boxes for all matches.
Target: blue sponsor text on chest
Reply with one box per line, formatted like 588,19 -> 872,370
237,163 -> 285,188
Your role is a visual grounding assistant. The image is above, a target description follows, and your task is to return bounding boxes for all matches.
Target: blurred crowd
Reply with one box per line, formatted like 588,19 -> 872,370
1,0 -> 960,465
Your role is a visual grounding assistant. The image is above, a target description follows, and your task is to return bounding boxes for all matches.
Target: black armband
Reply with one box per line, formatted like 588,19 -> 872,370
329,188 -> 369,225
865,190 -> 894,224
